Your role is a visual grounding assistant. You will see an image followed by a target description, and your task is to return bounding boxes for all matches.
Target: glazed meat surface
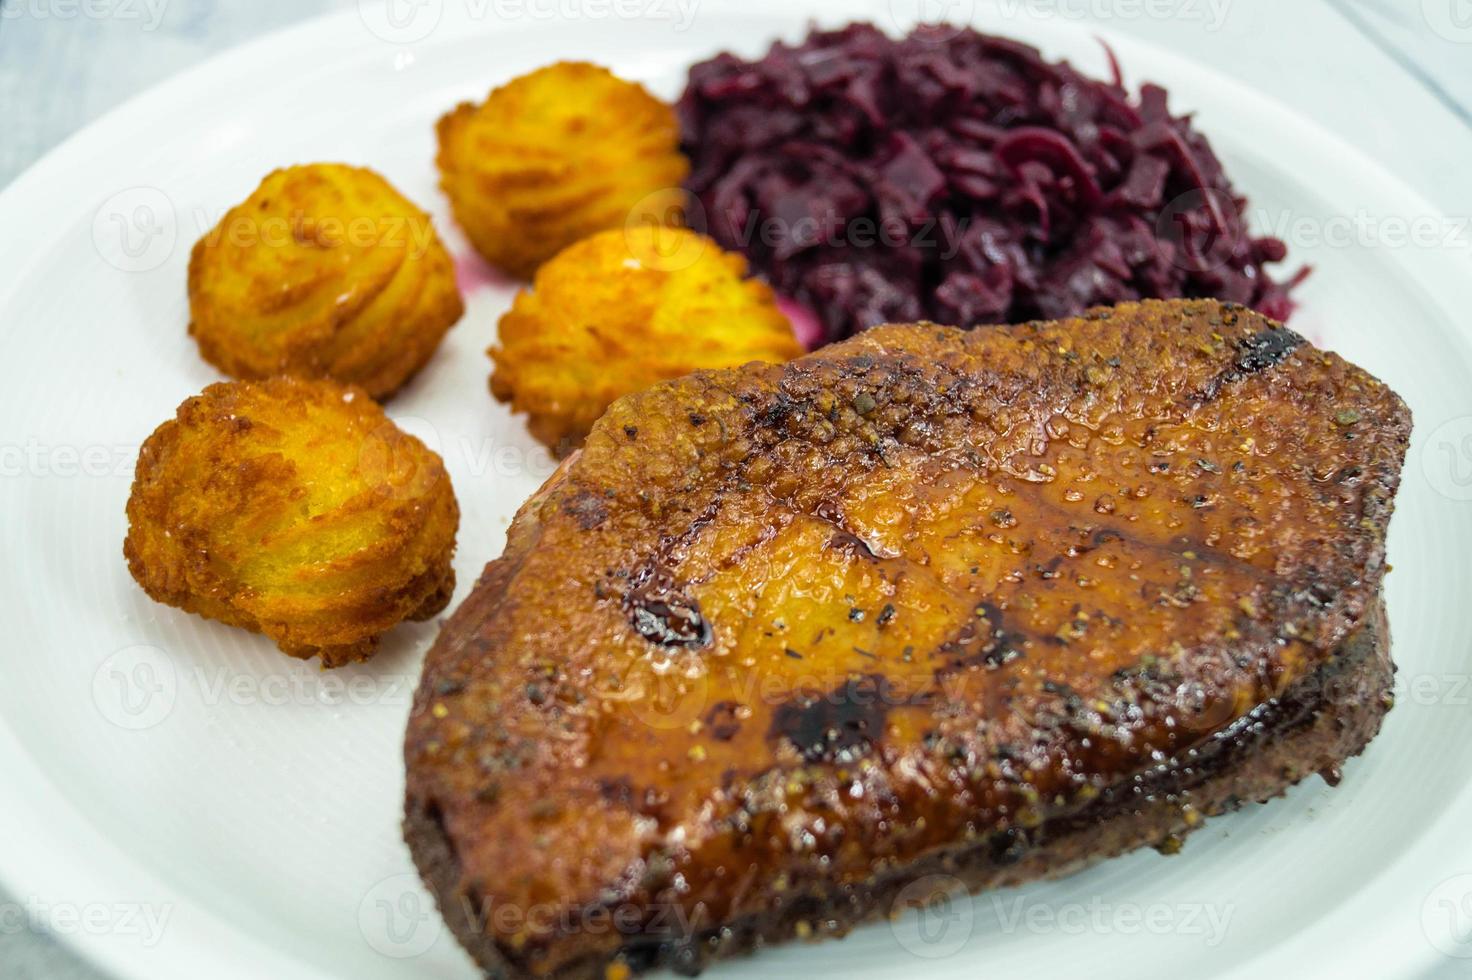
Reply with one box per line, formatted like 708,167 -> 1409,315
405,299 -> 1409,978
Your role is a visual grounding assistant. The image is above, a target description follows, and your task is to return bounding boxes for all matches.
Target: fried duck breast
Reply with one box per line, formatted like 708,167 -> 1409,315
405,298 -> 1409,978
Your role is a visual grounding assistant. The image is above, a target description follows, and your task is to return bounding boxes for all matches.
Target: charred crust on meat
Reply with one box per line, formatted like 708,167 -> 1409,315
941,600 -> 1026,670
705,701 -> 744,741
623,564 -> 712,649
1234,325 -> 1303,375
563,489 -> 609,530
1191,323 -> 1305,403
769,675 -> 910,764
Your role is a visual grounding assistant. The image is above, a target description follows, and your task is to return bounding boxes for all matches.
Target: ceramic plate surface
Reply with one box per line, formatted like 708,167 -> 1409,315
1,3 -> 1470,978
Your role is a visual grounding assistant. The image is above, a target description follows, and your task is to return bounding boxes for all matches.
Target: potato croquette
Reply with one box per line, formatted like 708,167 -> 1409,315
124,377 -> 459,667
489,225 -> 803,453
188,164 -> 464,400
436,62 -> 689,279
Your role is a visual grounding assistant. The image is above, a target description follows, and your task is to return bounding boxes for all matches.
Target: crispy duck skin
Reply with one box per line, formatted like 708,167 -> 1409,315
404,299 -> 1409,978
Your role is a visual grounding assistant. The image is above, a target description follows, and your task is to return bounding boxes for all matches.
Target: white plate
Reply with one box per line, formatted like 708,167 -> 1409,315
2,3 -> 1470,979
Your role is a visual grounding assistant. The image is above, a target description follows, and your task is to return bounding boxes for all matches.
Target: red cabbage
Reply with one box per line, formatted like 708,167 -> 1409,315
678,22 -> 1305,344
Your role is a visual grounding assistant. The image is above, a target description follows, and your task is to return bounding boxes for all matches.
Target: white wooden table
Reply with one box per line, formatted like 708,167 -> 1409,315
0,1 -> 1467,976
